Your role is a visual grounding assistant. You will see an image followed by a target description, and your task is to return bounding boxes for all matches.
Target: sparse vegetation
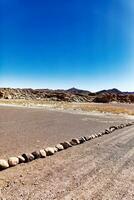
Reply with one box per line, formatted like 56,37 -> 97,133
1,99 -> 134,116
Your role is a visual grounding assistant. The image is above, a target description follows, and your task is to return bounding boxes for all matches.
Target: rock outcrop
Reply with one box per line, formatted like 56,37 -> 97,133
0,87 -> 134,103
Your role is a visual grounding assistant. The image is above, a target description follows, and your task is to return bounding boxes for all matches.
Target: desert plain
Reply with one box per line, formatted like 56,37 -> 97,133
0,102 -> 134,200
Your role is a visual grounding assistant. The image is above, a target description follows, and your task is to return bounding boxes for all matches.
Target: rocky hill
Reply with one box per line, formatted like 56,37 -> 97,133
0,87 -> 134,103
96,88 -> 122,95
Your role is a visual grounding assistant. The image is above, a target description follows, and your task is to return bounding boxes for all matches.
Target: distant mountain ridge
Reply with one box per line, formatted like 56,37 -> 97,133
67,88 -> 134,95
0,87 -> 134,103
96,88 -> 122,94
67,87 -> 92,95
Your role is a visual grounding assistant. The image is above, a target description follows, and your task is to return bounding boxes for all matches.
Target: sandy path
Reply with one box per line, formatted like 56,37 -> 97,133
0,126 -> 134,199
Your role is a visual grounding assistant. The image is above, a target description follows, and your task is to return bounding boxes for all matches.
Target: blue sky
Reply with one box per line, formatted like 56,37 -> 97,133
0,0 -> 134,91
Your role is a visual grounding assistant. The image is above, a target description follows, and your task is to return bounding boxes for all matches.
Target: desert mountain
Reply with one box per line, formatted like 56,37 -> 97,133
96,88 -> 122,95
0,87 -> 134,103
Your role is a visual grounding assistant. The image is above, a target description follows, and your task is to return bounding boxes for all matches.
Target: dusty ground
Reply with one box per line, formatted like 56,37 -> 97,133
0,106 -> 132,159
0,106 -> 134,199
1,99 -> 134,115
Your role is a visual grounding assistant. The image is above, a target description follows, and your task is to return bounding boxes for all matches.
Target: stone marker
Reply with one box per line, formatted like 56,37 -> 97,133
8,157 -> 19,167
84,136 -> 92,141
60,141 -> 72,149
0,122 -> 132,171
109,126 -> 118,130
55,144 -> 64,151
97,133 -> 102,137
91,134 -> 96,139
94,134 -> 98,137
128,122 -> 133,126
126,123 -> 129,127
18,155 -> 25,163
39,149 -> 46,158
70,138 -> 80,145
79,137 -> 86,143
118,125 -> 123,129
32,151 -> 41,159
105,129 -> 110,134
53,147 -> 58,153
0,159 -> 9,170
45,147 -> 55,156
109,127 -> 116,132
126,122 -> 133,126
120,124 -> 124,128
22,153 -> 34,162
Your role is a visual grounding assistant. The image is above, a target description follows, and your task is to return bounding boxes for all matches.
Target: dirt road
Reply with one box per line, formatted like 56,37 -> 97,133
0,106 -> 134,199
0,106 -> 132,158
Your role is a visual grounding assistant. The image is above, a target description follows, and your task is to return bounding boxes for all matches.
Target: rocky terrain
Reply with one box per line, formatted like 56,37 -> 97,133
0,87 -> 134,103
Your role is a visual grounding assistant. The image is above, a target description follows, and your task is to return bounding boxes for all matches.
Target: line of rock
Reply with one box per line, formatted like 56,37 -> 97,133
0,122 -> 134,171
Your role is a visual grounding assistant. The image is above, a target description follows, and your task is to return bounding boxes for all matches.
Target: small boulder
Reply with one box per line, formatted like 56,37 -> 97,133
22,153 -> 34,162
79,137 -> 86,143
55,144 -> 64,151
98,133 -> 102,137
32,151 -> 41,159
126,123 -> 130,127
0,159 -> 9,170
60,141 -> 72,149
53,147 -> 58,153
105,129 -> 110,134
94,134 -> 98,137
109,126 -> 118,130
127,122 -> 133,126
70,138 -> 80,145
91,134 -> 95,139
45,147 -> 55,156
84,136 -> 92,141
120,124 -> 124,128
39,149 -> 46,158
8,157 -> 19,167
109,127 -> 116,132
18,155 -> 25,163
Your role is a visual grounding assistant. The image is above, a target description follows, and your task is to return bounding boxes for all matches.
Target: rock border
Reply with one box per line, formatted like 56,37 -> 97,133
0,122 -> 134,171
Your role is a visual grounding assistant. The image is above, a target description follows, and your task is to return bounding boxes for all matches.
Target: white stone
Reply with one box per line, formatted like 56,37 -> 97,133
8,157 -> 19,167
39,149 -> 46,158
56,144 -> 64,151
0,159 -> 9,170
45,147 -> 55,156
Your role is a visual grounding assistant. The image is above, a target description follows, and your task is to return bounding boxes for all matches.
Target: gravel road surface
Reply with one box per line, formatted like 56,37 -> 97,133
0,106 -> 134,199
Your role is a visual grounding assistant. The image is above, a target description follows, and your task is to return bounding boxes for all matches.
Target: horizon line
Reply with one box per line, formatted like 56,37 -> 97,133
0,86 -> 134,93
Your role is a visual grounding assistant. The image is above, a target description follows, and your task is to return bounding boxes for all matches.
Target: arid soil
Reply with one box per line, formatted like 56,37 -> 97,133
1,99 -> 134,115
0,106 -> 134,199
0,106 -> 132,159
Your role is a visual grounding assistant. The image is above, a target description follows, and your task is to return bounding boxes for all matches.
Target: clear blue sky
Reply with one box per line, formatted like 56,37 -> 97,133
0,0 -> 134,91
